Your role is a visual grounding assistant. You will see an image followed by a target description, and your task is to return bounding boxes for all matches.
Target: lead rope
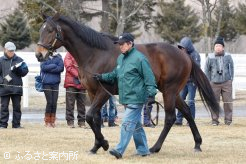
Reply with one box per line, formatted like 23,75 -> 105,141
148,101 -> 164,126
97,79 -> 162,127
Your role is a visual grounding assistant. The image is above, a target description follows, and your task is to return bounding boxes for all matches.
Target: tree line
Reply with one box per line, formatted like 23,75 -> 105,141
0,0 -> 246,53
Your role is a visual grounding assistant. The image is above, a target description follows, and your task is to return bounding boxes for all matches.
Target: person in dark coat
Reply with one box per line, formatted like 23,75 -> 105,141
0,42 -> 29,128
40,52 -> 64,128
175,37 -> 201,126
64,52 -> 86,128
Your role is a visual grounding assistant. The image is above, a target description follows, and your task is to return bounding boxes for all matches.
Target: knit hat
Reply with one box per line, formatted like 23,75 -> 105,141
4,42 -> 16,51
214,36 -> 224,47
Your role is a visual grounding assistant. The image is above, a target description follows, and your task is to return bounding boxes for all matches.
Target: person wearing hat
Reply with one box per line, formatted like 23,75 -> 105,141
93,32 -> 157,159
0,42 -> 29,128
174,37 -> 201,126
205,36 -> 234,126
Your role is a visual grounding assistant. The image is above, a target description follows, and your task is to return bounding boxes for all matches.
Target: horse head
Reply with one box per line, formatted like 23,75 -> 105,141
35,13 -> 63,62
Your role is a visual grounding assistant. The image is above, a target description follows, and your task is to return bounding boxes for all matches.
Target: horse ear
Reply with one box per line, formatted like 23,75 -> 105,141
41,12 -> 48,21
52,12 -> 60,21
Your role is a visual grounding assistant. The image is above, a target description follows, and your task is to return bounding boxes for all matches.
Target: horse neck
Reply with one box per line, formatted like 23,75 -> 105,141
62,29 -> 96,67
61,26 -> 117,73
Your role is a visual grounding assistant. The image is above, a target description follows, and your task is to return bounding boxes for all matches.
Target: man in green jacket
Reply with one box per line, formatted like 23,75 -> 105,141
93,33 -> 157,159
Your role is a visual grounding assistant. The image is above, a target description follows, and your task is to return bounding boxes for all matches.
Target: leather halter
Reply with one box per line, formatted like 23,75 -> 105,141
37,17 -> 63,52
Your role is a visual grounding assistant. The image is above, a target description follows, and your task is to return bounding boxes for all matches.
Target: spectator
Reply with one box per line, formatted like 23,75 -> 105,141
64,52 -> 86,128
175,37 -> 201,126
41,52 -> 64,128
101,96 -> 118,127
93,32 -> 157,159
0,42 -> 29,128
205,36 -> 234,126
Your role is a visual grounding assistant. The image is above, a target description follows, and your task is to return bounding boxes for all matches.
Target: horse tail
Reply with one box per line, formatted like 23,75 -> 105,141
190,60 -> 221,115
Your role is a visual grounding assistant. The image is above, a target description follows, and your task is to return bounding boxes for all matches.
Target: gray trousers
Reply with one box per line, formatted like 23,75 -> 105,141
210,80 -> 233,123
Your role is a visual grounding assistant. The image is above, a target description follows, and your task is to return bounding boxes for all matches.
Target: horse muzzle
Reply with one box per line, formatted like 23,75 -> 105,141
35,52 -> 45,62
35,52 -> 51,62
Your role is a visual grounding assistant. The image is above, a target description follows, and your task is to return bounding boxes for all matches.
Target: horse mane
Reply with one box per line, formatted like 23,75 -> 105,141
59,16 -> 118,50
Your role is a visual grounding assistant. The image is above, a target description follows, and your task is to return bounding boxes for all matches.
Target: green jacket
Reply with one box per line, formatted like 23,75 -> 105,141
101,47 -> 157,104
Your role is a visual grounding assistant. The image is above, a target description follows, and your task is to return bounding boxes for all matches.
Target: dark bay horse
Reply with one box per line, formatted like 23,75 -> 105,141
36,13 -> 220,154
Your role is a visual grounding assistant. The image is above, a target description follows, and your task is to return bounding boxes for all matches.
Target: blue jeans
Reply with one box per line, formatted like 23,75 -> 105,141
143,104 -> 153,125
114,104 -> 150,156
176,82 -> 197,123
101,97 -> 117,123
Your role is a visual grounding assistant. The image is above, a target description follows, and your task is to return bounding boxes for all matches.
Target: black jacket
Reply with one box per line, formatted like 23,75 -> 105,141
0,54 -> 29,96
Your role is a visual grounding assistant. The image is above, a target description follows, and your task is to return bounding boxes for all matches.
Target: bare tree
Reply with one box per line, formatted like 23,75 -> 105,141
193,0 -> 218,54
215,0 -> 223,38
81,0 -> 149,36
36,0 -> 57,13
115,0 -> 146,35
61,0 -> 102,23
101,0 -> 110,32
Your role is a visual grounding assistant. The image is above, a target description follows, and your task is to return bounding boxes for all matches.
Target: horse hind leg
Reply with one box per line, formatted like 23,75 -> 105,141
176,96 -> 202,152
149,93 -> 176,153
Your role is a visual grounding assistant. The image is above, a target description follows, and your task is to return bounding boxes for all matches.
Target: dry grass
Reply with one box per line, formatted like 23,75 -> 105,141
0,118 -> 246,164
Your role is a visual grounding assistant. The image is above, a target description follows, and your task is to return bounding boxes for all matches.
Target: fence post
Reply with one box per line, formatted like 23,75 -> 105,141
23,75 -> 29,108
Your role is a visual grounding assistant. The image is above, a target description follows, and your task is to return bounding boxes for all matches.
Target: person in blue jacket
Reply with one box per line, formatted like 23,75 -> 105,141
0,42 -> 29,128
40,52 -> 64,128
175,37 -> 201,126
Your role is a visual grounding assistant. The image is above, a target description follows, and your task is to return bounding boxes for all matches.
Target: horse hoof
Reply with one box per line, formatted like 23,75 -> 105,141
102,140 -> 109,151
194,148 -> 202,152
88,150 -> 97,154
149,147 -> 159,154
89,146 -> 99,154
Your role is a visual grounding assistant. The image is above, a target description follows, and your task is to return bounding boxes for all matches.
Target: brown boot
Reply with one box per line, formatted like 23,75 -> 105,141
50,113 -> 56,128
44,113 -> 51,127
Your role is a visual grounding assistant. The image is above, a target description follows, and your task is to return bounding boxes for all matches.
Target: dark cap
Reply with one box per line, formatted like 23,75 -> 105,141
214,36 -> 224,47
114,33 -> 134,44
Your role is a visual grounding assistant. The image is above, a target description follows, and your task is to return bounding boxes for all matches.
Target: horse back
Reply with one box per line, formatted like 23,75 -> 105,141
136,42 -> 191,92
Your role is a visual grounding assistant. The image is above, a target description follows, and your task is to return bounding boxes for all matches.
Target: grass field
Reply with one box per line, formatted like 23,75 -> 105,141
0,118 -> 246,164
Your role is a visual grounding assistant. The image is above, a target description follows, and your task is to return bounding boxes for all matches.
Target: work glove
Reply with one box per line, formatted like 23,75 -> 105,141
146,96 -> 155,107
93,73 -> 102,81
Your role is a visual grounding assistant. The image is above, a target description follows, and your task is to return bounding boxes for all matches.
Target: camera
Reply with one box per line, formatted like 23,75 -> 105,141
217,70 -> 223,75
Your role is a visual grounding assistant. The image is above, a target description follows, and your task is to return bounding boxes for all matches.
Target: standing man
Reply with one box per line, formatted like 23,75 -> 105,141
101,96 -> 118,127
205,36 -> 234,126
0,42 -> 29,128
175,37 -> 201,126
64,52 -> 86,128
94,33 -> 157,159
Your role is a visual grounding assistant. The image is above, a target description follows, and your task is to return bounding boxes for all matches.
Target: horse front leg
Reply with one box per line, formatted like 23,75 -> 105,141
149,94 -> 176,153
86,94 -> 109,154
86,108 -> 109,154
